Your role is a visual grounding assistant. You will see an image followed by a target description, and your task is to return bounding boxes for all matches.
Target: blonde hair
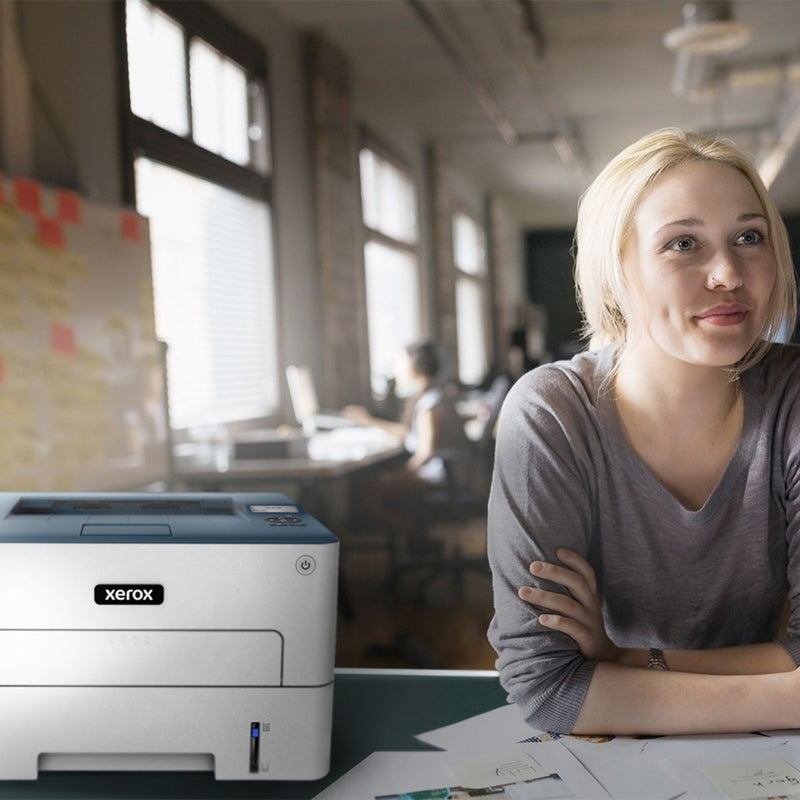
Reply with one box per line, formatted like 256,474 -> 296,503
574,127 -> 796,374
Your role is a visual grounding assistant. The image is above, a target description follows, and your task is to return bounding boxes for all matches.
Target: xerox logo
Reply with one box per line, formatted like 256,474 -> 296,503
94,584 -> 164,605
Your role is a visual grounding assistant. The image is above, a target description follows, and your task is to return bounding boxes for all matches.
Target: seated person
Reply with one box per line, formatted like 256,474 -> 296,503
488,128 -> 800,736
346,340 -> 469,546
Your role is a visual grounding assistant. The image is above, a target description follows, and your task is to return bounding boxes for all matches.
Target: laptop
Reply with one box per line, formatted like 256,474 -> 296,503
285,365 -> 356,432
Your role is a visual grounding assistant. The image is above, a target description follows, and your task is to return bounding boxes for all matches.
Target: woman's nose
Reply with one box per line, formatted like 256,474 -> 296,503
706,250 -> 744,291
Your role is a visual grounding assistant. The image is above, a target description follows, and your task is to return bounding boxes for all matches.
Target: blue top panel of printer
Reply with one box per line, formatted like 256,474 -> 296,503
0,492 -> 338,544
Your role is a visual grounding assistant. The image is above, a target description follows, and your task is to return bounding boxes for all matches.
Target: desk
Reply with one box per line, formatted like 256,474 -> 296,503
174,430 -> 404,485
171,428 -> 405,523
0,668 -> 508,800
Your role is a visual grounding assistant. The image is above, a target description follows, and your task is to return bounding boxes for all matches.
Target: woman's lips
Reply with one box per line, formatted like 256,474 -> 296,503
696,305 -> 749,326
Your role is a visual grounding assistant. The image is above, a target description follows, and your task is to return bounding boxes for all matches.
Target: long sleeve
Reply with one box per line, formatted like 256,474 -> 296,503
770,349 -> 800,664
487,363 -> 603,732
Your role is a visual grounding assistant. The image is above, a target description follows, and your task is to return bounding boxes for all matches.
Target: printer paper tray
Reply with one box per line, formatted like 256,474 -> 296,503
0,630 -> 283,686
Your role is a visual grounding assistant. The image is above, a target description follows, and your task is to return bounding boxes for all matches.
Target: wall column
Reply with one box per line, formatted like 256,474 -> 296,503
0,1 -> 33,177
305,33 -> 369,407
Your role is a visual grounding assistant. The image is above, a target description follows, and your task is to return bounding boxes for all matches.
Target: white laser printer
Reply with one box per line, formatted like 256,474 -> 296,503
0,491 -> 338,781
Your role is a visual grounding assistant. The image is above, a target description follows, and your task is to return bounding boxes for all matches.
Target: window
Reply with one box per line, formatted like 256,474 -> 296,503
122,0 -> 276,430
453,212 -> 490,386
359,145 -> 422,395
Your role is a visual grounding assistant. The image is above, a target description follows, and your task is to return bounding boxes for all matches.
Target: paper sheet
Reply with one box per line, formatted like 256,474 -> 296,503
415,703 -> 545,753
444,748 -> 548,788
311,752 -> 454,800
504,774 -> 574,799
702,758 -> 800,800
417,704 -> 683,800
311,743 -> 611,800
658,740 -> 800,800
561,738 -> 685,800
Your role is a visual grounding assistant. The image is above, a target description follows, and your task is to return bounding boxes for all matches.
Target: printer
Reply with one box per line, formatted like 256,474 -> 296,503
0,491 -> 338,781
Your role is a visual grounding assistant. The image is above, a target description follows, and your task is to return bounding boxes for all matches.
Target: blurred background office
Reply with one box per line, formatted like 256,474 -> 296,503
3,0 -> 800,671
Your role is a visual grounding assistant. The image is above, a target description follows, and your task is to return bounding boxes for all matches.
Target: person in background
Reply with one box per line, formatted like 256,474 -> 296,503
346,340 -> 469,543
487,128 -> 800,736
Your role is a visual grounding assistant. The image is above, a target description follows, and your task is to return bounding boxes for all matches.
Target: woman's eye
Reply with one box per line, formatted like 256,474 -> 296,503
668,236 -> 696,252
737,229 -> 765,245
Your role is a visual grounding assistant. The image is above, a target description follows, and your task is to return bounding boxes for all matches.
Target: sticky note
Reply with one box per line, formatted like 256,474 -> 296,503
14,178 -> 41,215
121,211 -> 143,244
37,217 -> 65,250
51,322 -> 76,356
57,190 -> 82,225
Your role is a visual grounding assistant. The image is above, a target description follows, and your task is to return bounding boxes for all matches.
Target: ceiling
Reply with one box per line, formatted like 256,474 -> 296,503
267,0 -> 800,229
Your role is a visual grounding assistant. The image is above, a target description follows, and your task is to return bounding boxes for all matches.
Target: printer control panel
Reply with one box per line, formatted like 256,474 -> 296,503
0,494 -> 338,545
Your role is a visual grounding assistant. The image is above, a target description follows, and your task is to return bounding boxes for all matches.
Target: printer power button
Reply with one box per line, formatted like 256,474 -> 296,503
295,555 -> 316,575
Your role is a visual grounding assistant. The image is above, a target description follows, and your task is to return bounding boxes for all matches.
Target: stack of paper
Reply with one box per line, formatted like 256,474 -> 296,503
314,704 -> 678,800
313,703 -> 800,800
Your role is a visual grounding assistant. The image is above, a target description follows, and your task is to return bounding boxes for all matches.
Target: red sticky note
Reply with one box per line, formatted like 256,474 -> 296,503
37,217 -> 65,249
51,322 -> 76,356
14,178 -> 41,215
57,190 -> 82,225
121,211 -> 142,243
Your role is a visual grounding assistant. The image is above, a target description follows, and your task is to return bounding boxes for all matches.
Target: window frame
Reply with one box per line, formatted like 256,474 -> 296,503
117,0 -> 281,430
118,0 -> 272,206
452,208 -> 491,387
358,132 -> 424,396
359,134 -> 419,253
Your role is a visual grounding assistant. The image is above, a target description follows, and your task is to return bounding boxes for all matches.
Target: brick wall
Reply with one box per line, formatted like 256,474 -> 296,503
305,33 -> 369,407
426,143 -> 458,364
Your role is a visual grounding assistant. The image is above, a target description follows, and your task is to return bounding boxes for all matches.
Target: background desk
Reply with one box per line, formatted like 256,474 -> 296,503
171,429 -> 406,527
0,668 -> 507,800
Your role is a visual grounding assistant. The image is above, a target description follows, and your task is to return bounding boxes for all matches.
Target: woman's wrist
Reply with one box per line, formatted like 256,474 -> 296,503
616,648 -> 651,668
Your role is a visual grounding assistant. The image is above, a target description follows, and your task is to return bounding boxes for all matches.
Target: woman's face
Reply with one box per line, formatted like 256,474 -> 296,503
619,160 -> 777,370
393,349 -> 420,396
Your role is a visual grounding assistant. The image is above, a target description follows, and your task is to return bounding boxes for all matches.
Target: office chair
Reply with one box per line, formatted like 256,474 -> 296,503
397,374 -> 511,600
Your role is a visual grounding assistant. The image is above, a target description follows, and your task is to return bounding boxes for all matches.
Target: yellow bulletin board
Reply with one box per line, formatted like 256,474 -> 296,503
0,175 -> 169,491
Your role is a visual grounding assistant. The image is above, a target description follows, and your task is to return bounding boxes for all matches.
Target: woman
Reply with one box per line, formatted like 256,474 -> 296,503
487,128 -> 800,736
347,341 -> 468,537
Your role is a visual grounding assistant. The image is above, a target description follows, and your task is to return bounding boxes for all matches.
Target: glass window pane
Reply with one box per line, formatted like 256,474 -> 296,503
220,58 -> 250,165
126,0 -> 188,136
456,277 -> 489,386
359,148 -> 418,244
134,158 -> 278,428
364,240 -> 421,394
453,212 -> 485,276
190,38 -> 250,166
189,38 -> 221,155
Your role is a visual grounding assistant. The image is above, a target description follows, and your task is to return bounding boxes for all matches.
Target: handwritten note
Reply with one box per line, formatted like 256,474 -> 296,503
703,758 -> 800,800
444,748 -> 548,789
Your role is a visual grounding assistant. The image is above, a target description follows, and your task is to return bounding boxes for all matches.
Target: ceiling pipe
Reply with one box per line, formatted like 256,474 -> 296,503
408,0 -> 519,146
408,0 -> 585,178
517,0 -> 545,61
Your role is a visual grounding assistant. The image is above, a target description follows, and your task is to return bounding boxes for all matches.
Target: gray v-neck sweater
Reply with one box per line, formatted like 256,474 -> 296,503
487,343 -> 800,733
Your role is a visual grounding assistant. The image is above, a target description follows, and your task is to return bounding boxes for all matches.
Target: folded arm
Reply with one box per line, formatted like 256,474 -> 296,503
523,548 -> 800,735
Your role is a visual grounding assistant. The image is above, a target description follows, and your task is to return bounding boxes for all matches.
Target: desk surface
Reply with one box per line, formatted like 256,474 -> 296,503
0,668 -> 507,800
173,429 -> 405,486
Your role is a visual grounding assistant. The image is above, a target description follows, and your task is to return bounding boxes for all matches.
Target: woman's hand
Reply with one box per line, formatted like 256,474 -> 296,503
519,547 -> 619,663
342,404 -> 373,425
